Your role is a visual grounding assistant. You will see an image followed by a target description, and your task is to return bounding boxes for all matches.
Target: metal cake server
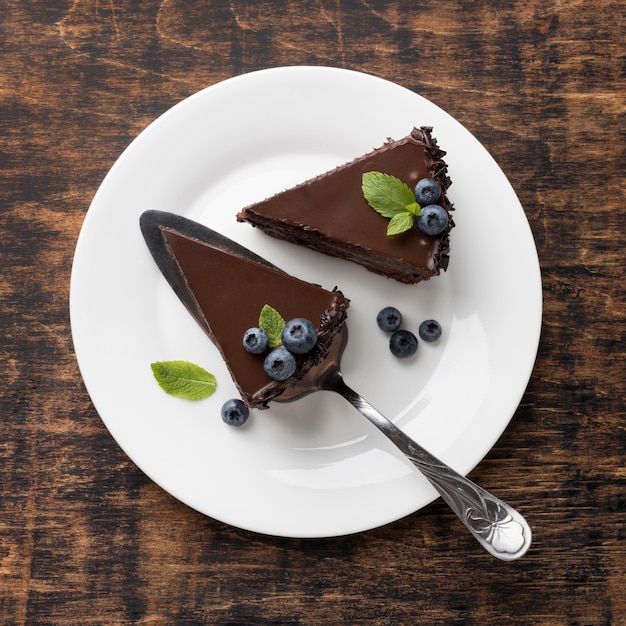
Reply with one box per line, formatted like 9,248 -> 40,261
278,326 -> 532,561
140,210 -> 532,561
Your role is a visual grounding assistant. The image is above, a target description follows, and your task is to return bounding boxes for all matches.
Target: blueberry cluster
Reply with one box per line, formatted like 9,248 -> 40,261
414,178 -> 448,237
376,306 -> 442,358
244,318 -> 317,381
221,316 -> 318,427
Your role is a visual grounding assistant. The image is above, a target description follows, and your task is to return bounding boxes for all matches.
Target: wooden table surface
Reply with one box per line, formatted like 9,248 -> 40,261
2,1 -> 624,624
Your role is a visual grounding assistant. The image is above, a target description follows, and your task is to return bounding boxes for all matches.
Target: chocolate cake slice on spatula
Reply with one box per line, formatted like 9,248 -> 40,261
140,210 -> 349,409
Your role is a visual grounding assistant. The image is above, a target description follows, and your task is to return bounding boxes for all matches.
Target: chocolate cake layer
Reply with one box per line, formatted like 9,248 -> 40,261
237,127 -> 454,284
142,212 -> 349,408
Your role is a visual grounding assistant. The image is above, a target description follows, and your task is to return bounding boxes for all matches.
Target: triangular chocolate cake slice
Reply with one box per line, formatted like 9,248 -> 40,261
140,211 -> 349,408
237,127 -> 454,284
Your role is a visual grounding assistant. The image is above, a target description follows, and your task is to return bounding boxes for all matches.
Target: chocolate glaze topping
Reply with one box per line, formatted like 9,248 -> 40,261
237,127 -> 454,284
160,227 -> 349,408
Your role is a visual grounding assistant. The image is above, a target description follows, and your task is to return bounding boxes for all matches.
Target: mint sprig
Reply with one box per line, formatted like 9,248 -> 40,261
259,304 -> 285,348
151,360 -> 217,400
362,172 -> 421,235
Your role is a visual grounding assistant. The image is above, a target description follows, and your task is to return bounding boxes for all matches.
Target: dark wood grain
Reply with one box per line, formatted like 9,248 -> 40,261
1,1 -> 624,624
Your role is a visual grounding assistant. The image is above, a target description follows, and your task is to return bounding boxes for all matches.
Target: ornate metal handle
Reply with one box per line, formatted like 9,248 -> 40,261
326,372 -> 532,561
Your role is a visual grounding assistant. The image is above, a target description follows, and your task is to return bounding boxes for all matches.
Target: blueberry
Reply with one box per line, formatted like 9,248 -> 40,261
389,330 -> 418,358
418,319 -> 442,342
281,318 -> 317,355
263,347 -> 297,380
414,177 -> 441,206
243,327 -> 269,354
376,306 -> 403,332
417,204 -> 449,236
221,398 -> 249,427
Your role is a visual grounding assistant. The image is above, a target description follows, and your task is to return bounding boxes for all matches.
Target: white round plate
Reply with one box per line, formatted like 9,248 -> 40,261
70,66 -> 542,538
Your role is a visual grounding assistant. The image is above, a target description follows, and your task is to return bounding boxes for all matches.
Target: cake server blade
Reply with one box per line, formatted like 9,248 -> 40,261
139,210 -> 282,335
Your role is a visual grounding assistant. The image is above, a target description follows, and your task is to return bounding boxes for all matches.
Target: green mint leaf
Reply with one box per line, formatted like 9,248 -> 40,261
387,211 -> 415,236
405,201 -> 422,216
362,172 -> 418,219
259,304 -> 285,348
150,361 -> 217,400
